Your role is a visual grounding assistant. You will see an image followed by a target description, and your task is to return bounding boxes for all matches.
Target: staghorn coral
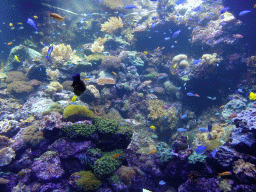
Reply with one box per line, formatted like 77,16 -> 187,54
148,99 -> 167,120
233,159 -> 256,177
46,69 -> 60,81
90,41 -> 104,53
97,77 -> 116,85
101,17 -> 123,33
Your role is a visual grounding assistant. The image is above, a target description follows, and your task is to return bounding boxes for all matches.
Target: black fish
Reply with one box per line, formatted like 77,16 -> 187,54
208,122 -> 212,132
71,73 -> 86,96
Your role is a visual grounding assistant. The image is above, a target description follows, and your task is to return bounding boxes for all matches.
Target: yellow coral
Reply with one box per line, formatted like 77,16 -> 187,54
148,100 -> 167,120
101,17 -> 123,33
202,53 -> 222,65
63,105 -> 94,119
46,69 -> 60,81
90,41 -> 104,53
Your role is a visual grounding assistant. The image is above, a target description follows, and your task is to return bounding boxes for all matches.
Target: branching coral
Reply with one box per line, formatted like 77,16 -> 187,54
46,69 -> 60,81
101,17 -> 123,33
90,41 -> 104,53
148,99 -> 167,120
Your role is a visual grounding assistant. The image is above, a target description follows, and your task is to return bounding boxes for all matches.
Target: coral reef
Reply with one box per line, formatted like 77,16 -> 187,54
101,56 -> 121,70
63,124 -> 97,138
93,156 -> 119,178
86,85 -> 100,99
21,124 -> 44,147
5,71 -> 28,83
90,41 -> 104,53
46,69 -> 60,81
7,81 -> 34,97
71,171 -> 101,191
117,166 -> 135,186
188,151 -> 207,164
148,99 -> 167,120
63,105 -> 94,120
97,77 -> 116,85
93,116 -> 118,134
101,17 -> 123,33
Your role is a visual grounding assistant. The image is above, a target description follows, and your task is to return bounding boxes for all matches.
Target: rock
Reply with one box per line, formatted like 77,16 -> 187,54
31,151 -> 64,181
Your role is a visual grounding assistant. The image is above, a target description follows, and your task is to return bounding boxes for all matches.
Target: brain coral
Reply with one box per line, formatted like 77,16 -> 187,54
101,56 -> 121,70
63,105 -> 94,120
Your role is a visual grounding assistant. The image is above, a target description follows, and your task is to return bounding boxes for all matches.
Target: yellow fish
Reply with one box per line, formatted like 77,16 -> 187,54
161,47 -> 165,49
14,55 -> 20,62
144,51 -> 148,55
9,23 -> 13,27
173,64 -> 177,69
34,16 -> 38,19
1,78 -> 5,82
71,96 -> 77,102
17,22 -> 23,25
149,125 -> 156,130
84,78 -> 90,81
112,72 -> 117,75
249,92 -> 256,100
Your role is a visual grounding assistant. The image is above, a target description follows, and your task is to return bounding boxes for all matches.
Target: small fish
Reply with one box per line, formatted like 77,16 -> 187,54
164,37 -> 170,40
239,10 -> 252,16
46,42 -> 54,61
161,47 -> 165,49
124,4 -> 138,9
233,34 -> 243,38
18,26 -> 24,30
14,55 -> 21,62
34,15 -> 38,19
9,23 -> 13,27
199,127 -> 208,132
144,51 -> 148,55
195,145 -> 207,154
254,4 -> 256,8
149,125 -> 156,130
181,114 -> 187,119
159,180 -> 166,185
17,22 -> 23,25
220,6 -> 230,14
50,13 -> 64,20
172,29 -> 181,38
27,18 -> 37,31
112,72 -> 117,75
187,93 -> 200,97
84,78 -> 91,81
7,41 -> 12,46
10,27 -> 15,30
212,149 -> 217,157
218,171 -> 232,176
177,128 -> 188,132
162,104 -> 170,109
1,63 -> 4,69
34,57 -> 40,62
112,153 -> 121,159
149,149 -> 157,154
71,96 -> 77,102
192,59 -> 201,64
173,64 -> 177,68
94,110 -> 98,115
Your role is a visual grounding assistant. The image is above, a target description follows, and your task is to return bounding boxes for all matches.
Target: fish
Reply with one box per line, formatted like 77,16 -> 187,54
10,27 -> 15,30
187,93 -> 200,97
144,51 -> 148,55
112,153 -> 121,159
50,13 -> 64,20
26,18 -> 37,31
220,6 -> 230,14
14,55 -> 21,62
212,149 -> 217,157
1,63 -> 4,69
164,37 -> 170,40
46,42 -> 54,61
254,4 -> 256,8
218,171 -> 232,176
162,104 -> 171,109
71,73 -> 86,96
124,4 -> 138,9
9,23 -> 13,27
199,127 -> 208,132
149,125 -> 156,130
159,180 -> 166,185
94,110 -> 98,115
112,72 -> 117,75
7,42 -> 12,46
17,22 -> 23,25
192,59 -> 201,64
180,114 -> 187,119
233,34 -> 243,38
34,16 -> 38,19
143,189 -> 152,192
177,128 -> 188,132
18,26 -> 24,30
172,29 -> 181,38
149,149 -> 157,154
71,96 -> 77,102
195,145 -> 207,154
249,92 -> 256,100
84,78 -> 90,81
173,64 -> 177,68
239,10 -> 252,16
176,0 -> 186,5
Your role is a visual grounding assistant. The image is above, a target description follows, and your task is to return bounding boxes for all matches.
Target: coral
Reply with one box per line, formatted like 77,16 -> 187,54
0,135 -> 14,149
233,159 -> 256,177
93,116 -> 118,134
188,151 -> 207,164
90,41 -> 104,53
86,53 -> 105,62
74,171 -> 101,191
0,147 -> 16,167
87,85 -> 100,98
7,81 -> 34,96
117,166 -> 135,186
101,56 -> 121,69
206,140 -> 223,151
102,0 -> 126,9
179,60 -> 189,68
5,71 -> 28,83
63,105 -> 94,119
218,179 -> 232,192
21,124 -> 44,147
63,123 -> 97,138
233,108 -> 256,130
45,81 -> 63,94
172,54 -> 189,68
46,69 -> 60,81
164,81 -> 179,95
97,77 -> 116,85
146,72 -> 158,79
202,53 -> 222,65
93,156 -> 119,178
42,102 -> 64,115
137,80 -> 152,90
62,81 -> 73,91
148,99 -> 167,120
156,142 -> 173,163
101,17 -> 123,33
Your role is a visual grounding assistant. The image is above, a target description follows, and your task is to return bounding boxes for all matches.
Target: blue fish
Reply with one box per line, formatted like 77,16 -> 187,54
159,180 -> 166,185
124,4 -> 138,9
26,18 -> 37,31
46,42 -> 54,61
220,6 -> 230,14
177,128 -> 188,132
172,29 -> 181,38
212,149 -> 217,157
192,59 -> 201,64
176,0 -> 186,5
195,146 -> 207,154
152,16 -> 158,20
193,6 -> 201,12
239,10 -> 252,16
181,114 -> 187,119
199,127 -> 208,132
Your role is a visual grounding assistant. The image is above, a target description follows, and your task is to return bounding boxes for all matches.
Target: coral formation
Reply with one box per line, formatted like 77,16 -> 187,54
90,41 -> 104,53
97,77 -> 116,85
45,81 -> 63,94
117,166 -> 135,186
202,53 -> 222,65
87,85 -> 100,98
63,105 -> 94,119
5,71 -> 28,83
63,124 -> 97,138
101,17 -> 123,33
21,124 -> 44,147
188,151 -> 207,164
93,116 -> 118,134
46,69 -> 60,81
93,156 -> 119,178
7,81 -> 34,96
0,147 -> 16,167
148,99 -> 167,120
172,54 -> 189,68
101,56 -> 121,69
86,53 -> 105,62
73,171 -> 101,191
233,159 -> 256,177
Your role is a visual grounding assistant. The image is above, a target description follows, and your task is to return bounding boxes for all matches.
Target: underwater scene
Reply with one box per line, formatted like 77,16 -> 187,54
0,0 -> 256,191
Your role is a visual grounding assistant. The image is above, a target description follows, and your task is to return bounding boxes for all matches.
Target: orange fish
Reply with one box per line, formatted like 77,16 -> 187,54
112,153 -> 121,159
94,110 -> 98,115
161,47 -> 165,49
149,149 -> 157,154
34,57 -> 40,62
34,16 -> 38,19
50,13 -> 64,20
7,41 -> 12,46
17,22 -> 23,25
254,4 -> 256,8
156,47 -> 160,51
1,63 -> 4,69
220,105 -> 225,109
84,78 -> 90,81
218,171 -> 232,176
194,94 -> 200,97
112,72 -> 117,75
233,34 -> 243,38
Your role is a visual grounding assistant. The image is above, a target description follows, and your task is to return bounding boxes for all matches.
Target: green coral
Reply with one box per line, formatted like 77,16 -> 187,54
87,148 -> 102,158
206,140 -> 223,151
22,124 -> 44,147
62,124 -> 97,138
156,142 -> 173,163
93,156 -> 119,178
188,152 -> 207,164
42,102 -> 64,115
86,53 -> 105,62
123,100 -> 129,111
75,171 -> 101,191
134,114 -> 143,122
146,72 -> 158,79
63,105 -> 94,119
93,117 -> 118,134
